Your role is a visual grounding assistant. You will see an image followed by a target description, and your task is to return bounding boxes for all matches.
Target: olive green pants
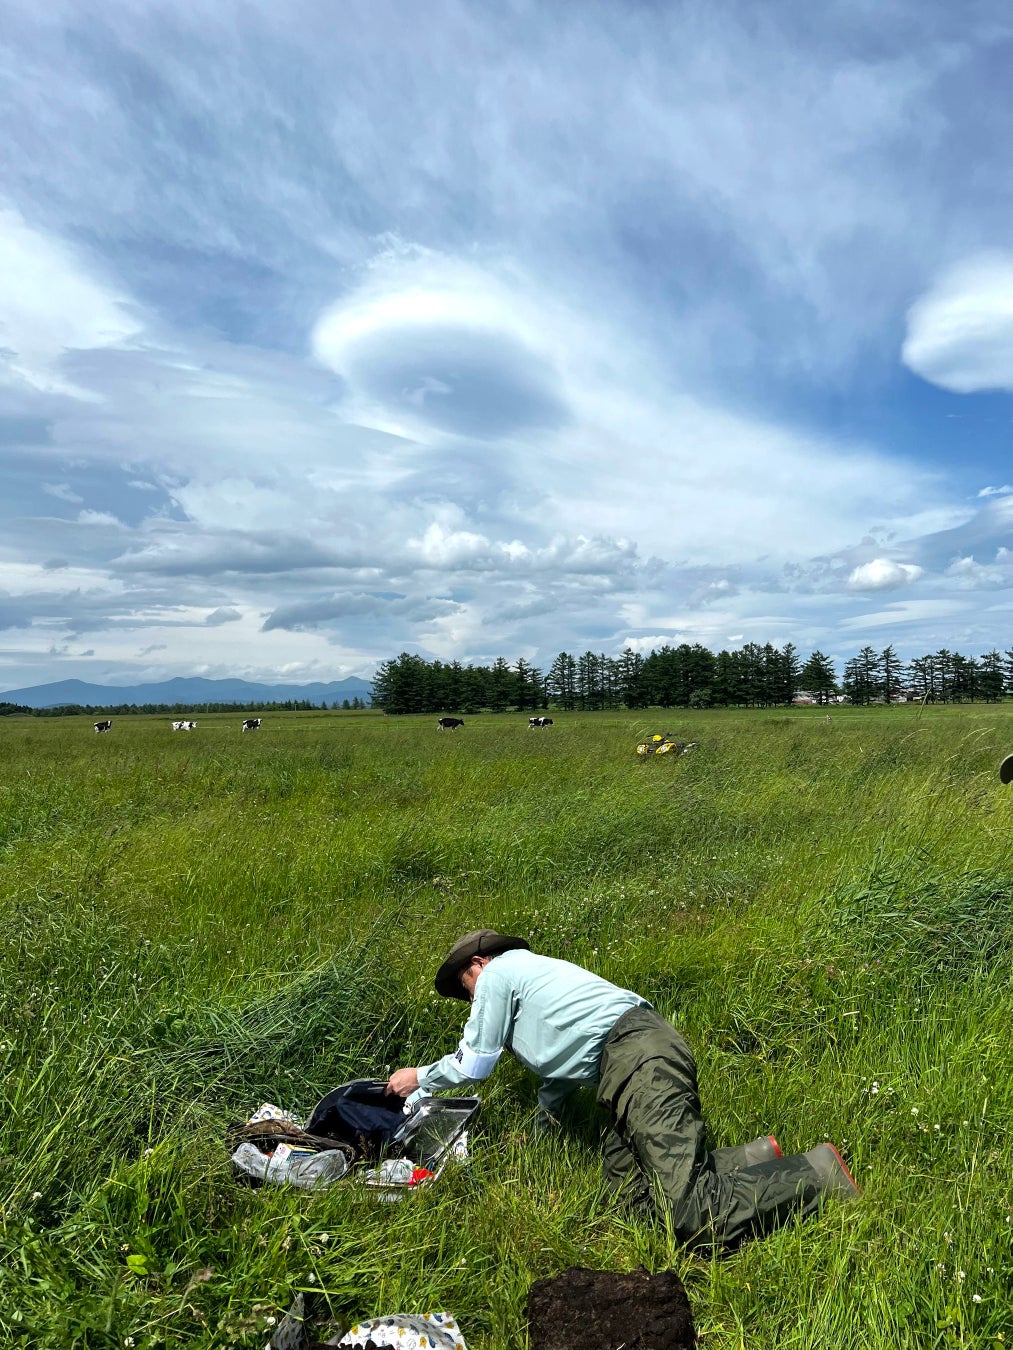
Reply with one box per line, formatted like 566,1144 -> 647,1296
596,1006 -> 823,1250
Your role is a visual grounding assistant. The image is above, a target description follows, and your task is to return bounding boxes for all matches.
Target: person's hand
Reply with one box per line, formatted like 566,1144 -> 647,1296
386,1067 -> 420,1097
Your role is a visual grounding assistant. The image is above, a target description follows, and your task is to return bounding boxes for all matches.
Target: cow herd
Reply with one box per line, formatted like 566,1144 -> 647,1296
93,717 -> 263,734
436,715 -> 554,731
92,714 -> 563,735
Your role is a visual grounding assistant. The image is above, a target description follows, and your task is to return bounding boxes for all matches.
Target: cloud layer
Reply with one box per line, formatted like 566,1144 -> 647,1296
2,2 -> 1013,691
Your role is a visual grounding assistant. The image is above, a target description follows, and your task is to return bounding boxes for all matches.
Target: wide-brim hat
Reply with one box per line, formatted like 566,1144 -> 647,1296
1000,753 -> 1013,785
434,929 -> 531,1000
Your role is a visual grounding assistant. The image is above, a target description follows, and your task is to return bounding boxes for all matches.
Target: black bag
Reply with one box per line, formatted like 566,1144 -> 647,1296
304,1080 -> 409,1161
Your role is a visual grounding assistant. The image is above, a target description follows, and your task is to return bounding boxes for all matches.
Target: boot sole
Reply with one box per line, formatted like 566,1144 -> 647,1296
825,1142 -> 861,1196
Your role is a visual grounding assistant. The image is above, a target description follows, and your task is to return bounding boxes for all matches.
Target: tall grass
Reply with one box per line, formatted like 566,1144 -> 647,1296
1,705 -> 1012,1346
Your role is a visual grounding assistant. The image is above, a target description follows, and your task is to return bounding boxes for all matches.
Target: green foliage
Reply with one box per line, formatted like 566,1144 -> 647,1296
2,705 -> 1013,1347
373,641 -> 1013,714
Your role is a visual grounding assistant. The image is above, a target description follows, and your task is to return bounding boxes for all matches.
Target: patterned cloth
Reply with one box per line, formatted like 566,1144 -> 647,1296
337,1312 -> 467,1349
248,1102 -> 302,1126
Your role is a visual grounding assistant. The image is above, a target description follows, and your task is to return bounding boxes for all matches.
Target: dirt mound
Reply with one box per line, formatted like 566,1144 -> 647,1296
525,1266 -> 694,1350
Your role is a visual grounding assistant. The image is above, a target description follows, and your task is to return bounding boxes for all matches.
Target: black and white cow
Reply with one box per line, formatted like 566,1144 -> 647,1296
528,716 -> 554,728
437,716 -> 464,731
242,717 -> 262,732
94,719 -> 112,733
171,720 -> 197,731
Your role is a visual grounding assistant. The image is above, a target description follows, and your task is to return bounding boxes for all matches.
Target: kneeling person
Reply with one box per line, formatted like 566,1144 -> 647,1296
386,930 -> 858,1250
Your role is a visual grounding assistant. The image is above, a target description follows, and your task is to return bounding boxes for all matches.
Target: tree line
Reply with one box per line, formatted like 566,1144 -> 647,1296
0,697 -> 369,717
371,642 -> 1013,714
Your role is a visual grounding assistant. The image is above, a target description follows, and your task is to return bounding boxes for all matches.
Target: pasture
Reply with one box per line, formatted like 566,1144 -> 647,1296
1,705 -> 1012,1348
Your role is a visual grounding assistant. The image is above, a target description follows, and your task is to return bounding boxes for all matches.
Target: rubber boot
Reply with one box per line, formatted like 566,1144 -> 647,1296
711,1134 -> 783,1172
804,1142 -> 860,1198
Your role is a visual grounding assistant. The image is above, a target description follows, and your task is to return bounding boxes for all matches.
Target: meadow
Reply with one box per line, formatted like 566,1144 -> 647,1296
1,704 -> 1012,1349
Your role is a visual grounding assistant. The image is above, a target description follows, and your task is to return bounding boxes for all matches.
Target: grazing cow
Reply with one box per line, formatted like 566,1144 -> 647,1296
437,716 -> 464,731
242,717 -> 262,732
171,720 -> 197,731
528,716 -> 554,728
94,719 -> 112,733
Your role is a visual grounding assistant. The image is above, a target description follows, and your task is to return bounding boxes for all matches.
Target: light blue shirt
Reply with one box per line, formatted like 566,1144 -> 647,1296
417,949 -> 650,1117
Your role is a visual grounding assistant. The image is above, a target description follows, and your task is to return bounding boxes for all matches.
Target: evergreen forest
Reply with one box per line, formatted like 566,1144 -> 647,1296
371,642 -> 1013,714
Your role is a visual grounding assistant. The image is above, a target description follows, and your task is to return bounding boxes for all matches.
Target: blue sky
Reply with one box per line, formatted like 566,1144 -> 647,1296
2,0 -> 1013,691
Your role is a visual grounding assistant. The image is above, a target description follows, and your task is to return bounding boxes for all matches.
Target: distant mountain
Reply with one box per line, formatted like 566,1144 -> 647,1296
0,675 -> 374,709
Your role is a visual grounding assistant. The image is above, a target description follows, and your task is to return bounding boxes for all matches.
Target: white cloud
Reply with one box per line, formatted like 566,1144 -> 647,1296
0,206 -> 138,396
42,482 -> 83,503
620,634 -> 683,655
312,252 -> 570,442
978,484 -> 1013,498
944,555 -> 1010,588
903,252 -> 1013,392
839,598 -> 969,631
77,509 -> 123,528
847,559 -> 923,591
408,522 -> 493,569
0,559 -> 123,596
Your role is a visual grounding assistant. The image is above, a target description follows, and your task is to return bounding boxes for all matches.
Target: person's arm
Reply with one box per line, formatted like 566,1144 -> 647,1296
415,969 -> 513,1092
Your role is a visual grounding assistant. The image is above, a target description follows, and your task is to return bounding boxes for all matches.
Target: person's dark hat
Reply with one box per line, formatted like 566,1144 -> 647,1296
1000,753 -> 1013,785
434,928 -> 531,1000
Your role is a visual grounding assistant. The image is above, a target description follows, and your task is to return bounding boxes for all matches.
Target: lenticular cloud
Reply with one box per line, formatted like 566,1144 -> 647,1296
902,252 -> 1013,393
312,260 -> 569,440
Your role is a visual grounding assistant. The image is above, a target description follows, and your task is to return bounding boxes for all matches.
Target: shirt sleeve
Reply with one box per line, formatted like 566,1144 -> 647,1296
417,966 -> 513,1092
537,1077 -> 577,1119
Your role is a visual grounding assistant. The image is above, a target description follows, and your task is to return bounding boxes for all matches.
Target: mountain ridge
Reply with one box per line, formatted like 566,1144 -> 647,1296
0,675 -> 374,709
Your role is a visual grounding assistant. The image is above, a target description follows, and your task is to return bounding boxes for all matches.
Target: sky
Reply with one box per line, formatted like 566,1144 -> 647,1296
2,0 -> 1013,692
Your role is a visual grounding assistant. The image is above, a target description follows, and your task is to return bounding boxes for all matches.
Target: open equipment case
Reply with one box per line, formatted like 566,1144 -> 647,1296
230,1079 -> 480,1198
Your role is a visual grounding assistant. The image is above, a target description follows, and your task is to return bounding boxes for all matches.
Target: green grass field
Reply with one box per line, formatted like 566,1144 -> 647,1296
2,705 -> 1012,1348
